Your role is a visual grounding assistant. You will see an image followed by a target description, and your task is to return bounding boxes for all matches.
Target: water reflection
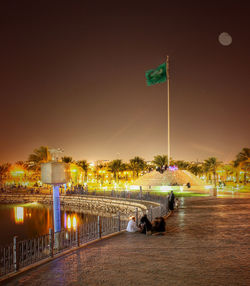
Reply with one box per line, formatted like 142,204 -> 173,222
72,216 -> 77,229
67,215 -> 71,229
65,214 -> 77,230
14,207 -> 24,224
0,203 -> 97,246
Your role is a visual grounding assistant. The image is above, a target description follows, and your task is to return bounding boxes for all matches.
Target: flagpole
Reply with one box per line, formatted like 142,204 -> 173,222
166,56 -> 170,166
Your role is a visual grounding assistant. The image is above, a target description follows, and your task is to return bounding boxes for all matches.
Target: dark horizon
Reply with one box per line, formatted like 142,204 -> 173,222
0,0 -> 249,164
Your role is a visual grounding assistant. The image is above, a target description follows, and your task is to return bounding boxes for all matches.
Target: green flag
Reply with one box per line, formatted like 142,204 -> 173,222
145,63 -> 167,86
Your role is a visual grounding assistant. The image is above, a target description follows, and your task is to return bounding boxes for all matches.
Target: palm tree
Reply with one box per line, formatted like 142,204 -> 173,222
15,161 -> 29,169
235,148 -> 250,184
233,159 -> 241,183
174,160 -> 190,170
76,160 -> 89,183
236,148 -> 250,162
152,155 -> 168,170
188,163 -> 203,176
220,163 -> 234,182
204,157 -> 221,186
129,156 -> 146,179
108,159 -> 124,182
28,146 -> 50,171
62,156 -> 73,163
0,163 -> 11,184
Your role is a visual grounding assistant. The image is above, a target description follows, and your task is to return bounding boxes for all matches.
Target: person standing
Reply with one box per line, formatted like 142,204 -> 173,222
168,191 -> 175,211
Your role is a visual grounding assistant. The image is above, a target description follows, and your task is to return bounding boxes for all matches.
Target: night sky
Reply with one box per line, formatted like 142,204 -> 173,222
0,0 -> 249,164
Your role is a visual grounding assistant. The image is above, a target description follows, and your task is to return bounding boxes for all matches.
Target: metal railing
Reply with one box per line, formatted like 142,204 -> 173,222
0,192 -> 169,278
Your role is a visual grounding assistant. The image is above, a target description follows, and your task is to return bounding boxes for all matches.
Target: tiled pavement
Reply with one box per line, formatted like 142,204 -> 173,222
3,197 -> 250,286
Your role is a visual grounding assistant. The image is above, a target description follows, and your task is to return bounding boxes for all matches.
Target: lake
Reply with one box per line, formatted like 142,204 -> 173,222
0,202 -> 97,246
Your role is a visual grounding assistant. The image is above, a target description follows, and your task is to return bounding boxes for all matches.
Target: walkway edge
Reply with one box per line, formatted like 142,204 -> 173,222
0,230 -> 126,284
1,211 -> 173,284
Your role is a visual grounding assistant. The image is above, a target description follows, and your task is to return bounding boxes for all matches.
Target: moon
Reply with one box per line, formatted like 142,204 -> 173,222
218,32 -> 232,46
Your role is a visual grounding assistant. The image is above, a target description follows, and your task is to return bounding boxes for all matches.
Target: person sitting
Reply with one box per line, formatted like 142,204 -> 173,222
139,214 -> 152,234
126,216 -> 139,232
152,217 -> 166,235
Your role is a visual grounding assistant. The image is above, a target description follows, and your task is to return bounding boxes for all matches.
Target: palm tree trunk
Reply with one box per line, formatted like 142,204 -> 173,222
236,169 -> 239,183
84,171 -> 87,183
243,167 -> 248,185
213,171 -> 217,186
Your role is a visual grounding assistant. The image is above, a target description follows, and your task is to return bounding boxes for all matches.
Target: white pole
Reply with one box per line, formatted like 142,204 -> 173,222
166,56 -> 170,166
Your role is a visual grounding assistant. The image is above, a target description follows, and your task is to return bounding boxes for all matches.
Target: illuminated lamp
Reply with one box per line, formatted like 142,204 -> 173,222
41,160 -> 70,237
41,162 -> 70,185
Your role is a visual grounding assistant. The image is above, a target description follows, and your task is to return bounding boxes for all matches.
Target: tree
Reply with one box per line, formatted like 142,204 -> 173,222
76,160 -> 89,183
28,146 -> 50,170
129,156 -> 146,179
0,163 -> 11,183
174,160 -> 190,170
235,148 -> 250,184
15,161 -> 29,169
204,157 -> 221,186
236,148 -> 250,162
152,155 -> 168,171
62,156 -> 73,163
108,159 -> 124,182
233,159 -> 241,183
221,163 -> 234,182
188,163 -> 203,176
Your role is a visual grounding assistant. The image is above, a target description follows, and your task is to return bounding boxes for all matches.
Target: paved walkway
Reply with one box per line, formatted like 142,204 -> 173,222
4,197 -> 250,286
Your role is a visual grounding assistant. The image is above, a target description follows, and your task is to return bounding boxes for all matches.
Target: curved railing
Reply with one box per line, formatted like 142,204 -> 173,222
0,191 -> 169,278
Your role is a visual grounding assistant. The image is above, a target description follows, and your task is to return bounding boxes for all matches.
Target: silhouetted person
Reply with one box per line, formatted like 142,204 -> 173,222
152,217 -> 166,234
168,191 -> 175,211
139,214 -> 152,234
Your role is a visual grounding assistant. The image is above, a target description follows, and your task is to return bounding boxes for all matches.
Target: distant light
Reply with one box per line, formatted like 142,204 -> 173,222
169,166 -> 178,171
160,186 -> 172,191
129,185 -> 140,190
204,185 -> 213,190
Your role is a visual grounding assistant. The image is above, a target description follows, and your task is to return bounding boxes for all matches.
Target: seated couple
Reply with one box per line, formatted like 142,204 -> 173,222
126,214 -> 166,235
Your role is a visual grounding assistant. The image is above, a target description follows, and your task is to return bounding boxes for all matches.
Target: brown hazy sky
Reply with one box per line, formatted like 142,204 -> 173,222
0,0 -> 249,164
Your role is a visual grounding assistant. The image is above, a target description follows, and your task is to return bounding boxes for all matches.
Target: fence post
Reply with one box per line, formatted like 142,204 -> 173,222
98,216 -> 102,238
118,212 -> 121,231
166,196 -> 169,214
13,236 -> 19,271
135,208 -> 138,226
77,226 -> 80,247
49,228 -> 54,258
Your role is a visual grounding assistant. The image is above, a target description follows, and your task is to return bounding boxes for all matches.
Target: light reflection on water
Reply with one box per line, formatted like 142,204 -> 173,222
14,206 -> 24,224
0,203 -> 97,246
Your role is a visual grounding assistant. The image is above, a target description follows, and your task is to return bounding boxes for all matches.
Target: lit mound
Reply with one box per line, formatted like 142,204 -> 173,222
133,170 -> 205,187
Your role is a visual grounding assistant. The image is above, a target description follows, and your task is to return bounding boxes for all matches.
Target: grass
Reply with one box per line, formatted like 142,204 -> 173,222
147,191 -> 210,197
